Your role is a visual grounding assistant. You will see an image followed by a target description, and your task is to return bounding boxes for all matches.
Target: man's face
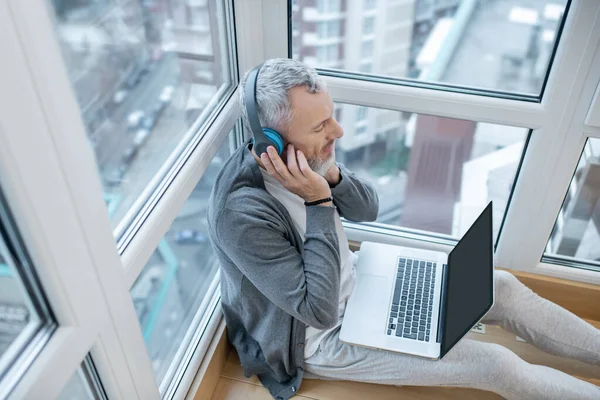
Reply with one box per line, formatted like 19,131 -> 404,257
282,86 -> 344,176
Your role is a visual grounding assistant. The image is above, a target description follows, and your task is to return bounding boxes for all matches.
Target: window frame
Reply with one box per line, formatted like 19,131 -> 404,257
0,191 -> 57,397
1,0 -> 241,398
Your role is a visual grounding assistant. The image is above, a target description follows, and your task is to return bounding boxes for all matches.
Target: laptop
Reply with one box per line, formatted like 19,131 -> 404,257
340,202 -> 494,360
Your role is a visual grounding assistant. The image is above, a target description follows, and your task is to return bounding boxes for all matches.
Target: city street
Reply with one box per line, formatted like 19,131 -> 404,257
95,53 -> 219,228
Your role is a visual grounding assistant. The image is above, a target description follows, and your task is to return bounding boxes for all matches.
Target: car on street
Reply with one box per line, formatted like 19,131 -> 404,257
121,145 -> 139,165
127,110 -> 145,130
113,89 -> 128,105
133,128 -> 150,146
174,229 -> 208,245
141,115 -> 156,131
160,85 -> 174,103
125,68 -> 144,89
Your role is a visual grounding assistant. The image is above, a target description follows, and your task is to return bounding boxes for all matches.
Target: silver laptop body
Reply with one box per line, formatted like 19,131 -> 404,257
340,242 -> 447,359
340,202 -> 495,360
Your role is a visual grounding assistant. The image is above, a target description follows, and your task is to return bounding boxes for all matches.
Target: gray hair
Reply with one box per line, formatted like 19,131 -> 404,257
239,58 -> 326,135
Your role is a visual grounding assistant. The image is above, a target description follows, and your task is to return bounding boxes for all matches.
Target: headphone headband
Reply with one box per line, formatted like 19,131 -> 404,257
244,64 -> 269,149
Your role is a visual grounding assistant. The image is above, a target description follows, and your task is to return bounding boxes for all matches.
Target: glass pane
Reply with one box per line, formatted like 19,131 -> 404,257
545,138 -> 600,264
0,190 -> 54,392
47,0 -> 235,230
131,131 -> 234,387
334,103 -> 528,240
58,357 -> 105,400
291,0 -> 569,95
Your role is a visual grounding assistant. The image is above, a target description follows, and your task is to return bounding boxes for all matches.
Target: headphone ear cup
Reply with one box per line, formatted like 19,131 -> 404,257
262,128 -> 285,155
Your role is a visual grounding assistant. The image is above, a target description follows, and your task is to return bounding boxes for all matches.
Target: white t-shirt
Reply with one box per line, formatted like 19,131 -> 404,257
260,169 -> 357,358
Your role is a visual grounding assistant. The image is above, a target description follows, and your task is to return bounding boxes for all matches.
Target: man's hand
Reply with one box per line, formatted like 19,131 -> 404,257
261,145 -> 332,204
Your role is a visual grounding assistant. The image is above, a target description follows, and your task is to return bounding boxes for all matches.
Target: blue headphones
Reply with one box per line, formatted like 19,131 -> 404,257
244,64 -> 285,156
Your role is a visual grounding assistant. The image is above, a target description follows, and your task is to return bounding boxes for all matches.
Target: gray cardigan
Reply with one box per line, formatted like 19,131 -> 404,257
207,141 -> 379,399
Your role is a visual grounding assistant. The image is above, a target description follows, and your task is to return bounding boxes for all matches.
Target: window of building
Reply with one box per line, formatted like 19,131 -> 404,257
292,1 -> 570,97
356,106 -> 368,122
360,62 -> 373,73
362,40 -> 374,59
317,21 -> 340,39
335,103 -> 528,241
317,44 -> 340,63
545,138 -> 600,268
356,126 -> 368,135
363,16 -> 376,36
317,0 -> 341,13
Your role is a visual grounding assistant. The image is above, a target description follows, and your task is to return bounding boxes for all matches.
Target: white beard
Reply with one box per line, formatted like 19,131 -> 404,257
308,150 -> 336,177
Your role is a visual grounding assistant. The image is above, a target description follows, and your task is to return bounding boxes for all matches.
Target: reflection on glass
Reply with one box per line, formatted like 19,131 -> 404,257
292,0 -> 568,95
334,103 -> 528,240
130,132 -> 233,386
58,358 -> 104,400
0,231 -> 41,381
546,139 -> 600,264
47,0 -> 233,229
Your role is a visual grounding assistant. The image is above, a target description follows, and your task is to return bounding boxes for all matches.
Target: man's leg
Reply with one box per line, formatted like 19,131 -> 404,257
483,270 -> 600,365
304,328 -> 600,400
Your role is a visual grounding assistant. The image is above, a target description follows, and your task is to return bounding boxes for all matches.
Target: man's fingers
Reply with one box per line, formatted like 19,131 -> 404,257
286,145 -> 304,179
267,146 -> 293,181
261,152 -> 285,182
296,150 -> 313,177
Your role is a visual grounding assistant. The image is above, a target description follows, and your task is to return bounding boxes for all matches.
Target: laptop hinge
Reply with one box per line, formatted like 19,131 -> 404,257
436,264 -> 448,344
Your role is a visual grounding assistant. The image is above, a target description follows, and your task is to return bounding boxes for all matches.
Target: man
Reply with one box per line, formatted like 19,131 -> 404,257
207,58 -> 600,400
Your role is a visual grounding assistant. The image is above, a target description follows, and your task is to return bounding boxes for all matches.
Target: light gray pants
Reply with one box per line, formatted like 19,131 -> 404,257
304,270 -> 600,399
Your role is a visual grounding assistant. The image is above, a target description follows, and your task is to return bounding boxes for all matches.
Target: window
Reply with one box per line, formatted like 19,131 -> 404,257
360,62 -> 373,73
58,357 -> 106,400
334,104 -> 528,241
545,138 -> 600,267
47,0 -> 236,234
356,126 -> 368,135
363,16 -> 376,36
292,1 -> 570,96
0,190 -> 55,397
317,44 -> 340,63
365,0 -> 377,10
362,40 -> 374,59
317,0 -> 341,13
356,106 -> 368,122
317,21 -> 340,39
131,131 -> 234,388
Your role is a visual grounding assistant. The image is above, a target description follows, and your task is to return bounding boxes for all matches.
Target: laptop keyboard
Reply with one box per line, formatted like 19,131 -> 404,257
386,257 -> 437,341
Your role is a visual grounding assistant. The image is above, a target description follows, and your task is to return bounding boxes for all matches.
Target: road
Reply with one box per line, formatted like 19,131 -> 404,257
89,50 -> 218,228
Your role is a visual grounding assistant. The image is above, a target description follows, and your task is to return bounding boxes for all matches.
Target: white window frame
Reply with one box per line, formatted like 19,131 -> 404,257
1,0 -> 240,399
282,0 -> 600,285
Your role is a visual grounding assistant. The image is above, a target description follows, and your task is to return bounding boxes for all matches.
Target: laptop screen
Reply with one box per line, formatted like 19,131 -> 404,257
440,202 -> 494,358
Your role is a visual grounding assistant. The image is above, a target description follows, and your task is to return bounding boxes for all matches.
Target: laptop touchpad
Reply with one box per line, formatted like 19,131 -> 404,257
347,275 -> 389,328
